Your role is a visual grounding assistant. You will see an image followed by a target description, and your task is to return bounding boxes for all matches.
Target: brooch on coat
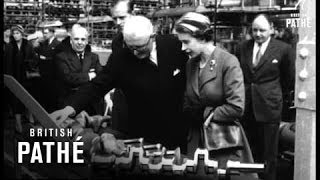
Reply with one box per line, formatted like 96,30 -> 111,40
272,59 -> 279,64
173,69 -> 180,76
209,59 -> 216,71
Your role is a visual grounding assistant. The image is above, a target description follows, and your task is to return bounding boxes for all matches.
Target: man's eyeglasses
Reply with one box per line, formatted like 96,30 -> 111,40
125,36 -> 153,51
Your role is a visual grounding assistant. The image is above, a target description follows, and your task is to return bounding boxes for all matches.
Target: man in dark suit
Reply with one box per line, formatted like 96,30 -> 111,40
106,0 -> 134,134
38,27 -> 61,112
51,16 -> 189,152
54,25 -> 103,115
236,14 -> 295,180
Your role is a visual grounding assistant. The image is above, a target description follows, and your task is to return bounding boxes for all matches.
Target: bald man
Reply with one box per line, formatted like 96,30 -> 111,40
51,16 -> 189,152
54,24 -> 103,115
236,14 -> 295,180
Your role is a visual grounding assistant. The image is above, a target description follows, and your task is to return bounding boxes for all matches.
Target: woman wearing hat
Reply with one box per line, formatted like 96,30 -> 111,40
174,12 -> 255,171
5,25 -> 37,132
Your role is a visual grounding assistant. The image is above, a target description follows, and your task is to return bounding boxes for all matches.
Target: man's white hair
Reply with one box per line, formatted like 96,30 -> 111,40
71,24 -> 89,37
71,23 -> 82,31
123,15 -> 153,41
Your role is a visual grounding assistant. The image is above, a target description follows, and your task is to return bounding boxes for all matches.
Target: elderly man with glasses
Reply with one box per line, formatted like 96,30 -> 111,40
51,15 -> 189,154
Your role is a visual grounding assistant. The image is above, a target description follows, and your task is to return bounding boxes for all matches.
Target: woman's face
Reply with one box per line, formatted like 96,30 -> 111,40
176,33 -> 203,58
13,30 -> 23,42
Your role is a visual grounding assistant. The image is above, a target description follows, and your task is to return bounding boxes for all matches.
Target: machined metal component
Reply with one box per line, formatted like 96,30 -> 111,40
226,160 -> 265,172
123,138 -> 144,144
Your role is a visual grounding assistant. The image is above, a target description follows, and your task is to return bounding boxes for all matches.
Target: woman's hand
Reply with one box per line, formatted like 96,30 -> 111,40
204,111 -> 214,127
203,107 -> 214,126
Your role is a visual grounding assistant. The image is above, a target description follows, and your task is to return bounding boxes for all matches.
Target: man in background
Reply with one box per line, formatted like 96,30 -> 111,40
105,0 -> 134,134
54,25 -> 103,115
111,0 -> 134,52
236,14 -> 295,180
38,27 -> 61,112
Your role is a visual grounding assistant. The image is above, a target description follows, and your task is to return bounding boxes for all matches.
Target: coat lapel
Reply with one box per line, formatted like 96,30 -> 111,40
245,40 -> 254,73
68,51 -> 82,70
48,39 -> 53,48
155,36 -> 174,79
189,57 -> 200,96
198,48 -> 218,91
155,36 -> 166,70
82,53 -> 91,71
43,39 -> 49,47
49,38 -> 59,48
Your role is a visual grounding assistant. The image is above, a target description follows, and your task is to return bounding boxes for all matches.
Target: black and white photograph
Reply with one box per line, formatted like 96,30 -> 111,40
3,0 -> 315,179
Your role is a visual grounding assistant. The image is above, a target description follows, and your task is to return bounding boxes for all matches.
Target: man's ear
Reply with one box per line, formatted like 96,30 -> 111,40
269,22 -> 275,32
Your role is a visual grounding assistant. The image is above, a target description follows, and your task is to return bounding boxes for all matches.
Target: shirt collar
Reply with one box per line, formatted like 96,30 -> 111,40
49,37 -> 55,44
76,51 -> 85,58
254,37 -> 271,55
149,41 -> 157,66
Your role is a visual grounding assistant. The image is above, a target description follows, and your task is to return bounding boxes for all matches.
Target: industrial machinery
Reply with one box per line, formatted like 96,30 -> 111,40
90,137 -> 265,180
4,74 -> 263,179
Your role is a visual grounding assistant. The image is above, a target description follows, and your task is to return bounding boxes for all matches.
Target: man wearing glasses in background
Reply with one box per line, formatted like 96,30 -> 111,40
51,16 -> 189,153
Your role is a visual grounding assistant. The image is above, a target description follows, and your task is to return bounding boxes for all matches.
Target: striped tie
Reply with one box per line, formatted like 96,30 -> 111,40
78,53 -> 83,65
253,46 -> 262,67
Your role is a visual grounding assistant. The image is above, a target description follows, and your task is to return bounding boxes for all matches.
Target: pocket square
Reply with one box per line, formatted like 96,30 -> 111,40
272,59 -> 278,64
173,69 -> 180,76
40,55 -> 47,60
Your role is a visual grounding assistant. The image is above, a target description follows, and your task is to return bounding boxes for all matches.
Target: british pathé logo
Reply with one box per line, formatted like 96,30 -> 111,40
286,0 -> 311,28
18,128 -> 84,163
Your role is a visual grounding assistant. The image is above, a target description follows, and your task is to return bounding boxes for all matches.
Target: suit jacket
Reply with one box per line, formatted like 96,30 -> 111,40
55,48 -> 102,103
236,38 -> 295,122
67,35 -> 189,149
184,47 -> 245,122
111,32 -> 125,53
38,38 -> 61,79
39,38 -> 60,60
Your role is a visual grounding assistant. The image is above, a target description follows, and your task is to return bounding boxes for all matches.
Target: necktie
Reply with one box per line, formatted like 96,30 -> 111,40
78,53 -> 83,64
253,46 -> 262,67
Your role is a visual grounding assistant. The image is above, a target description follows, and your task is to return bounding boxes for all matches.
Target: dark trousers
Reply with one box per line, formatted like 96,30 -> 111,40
241,109 -> 279,180
111,89 -> 129,134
